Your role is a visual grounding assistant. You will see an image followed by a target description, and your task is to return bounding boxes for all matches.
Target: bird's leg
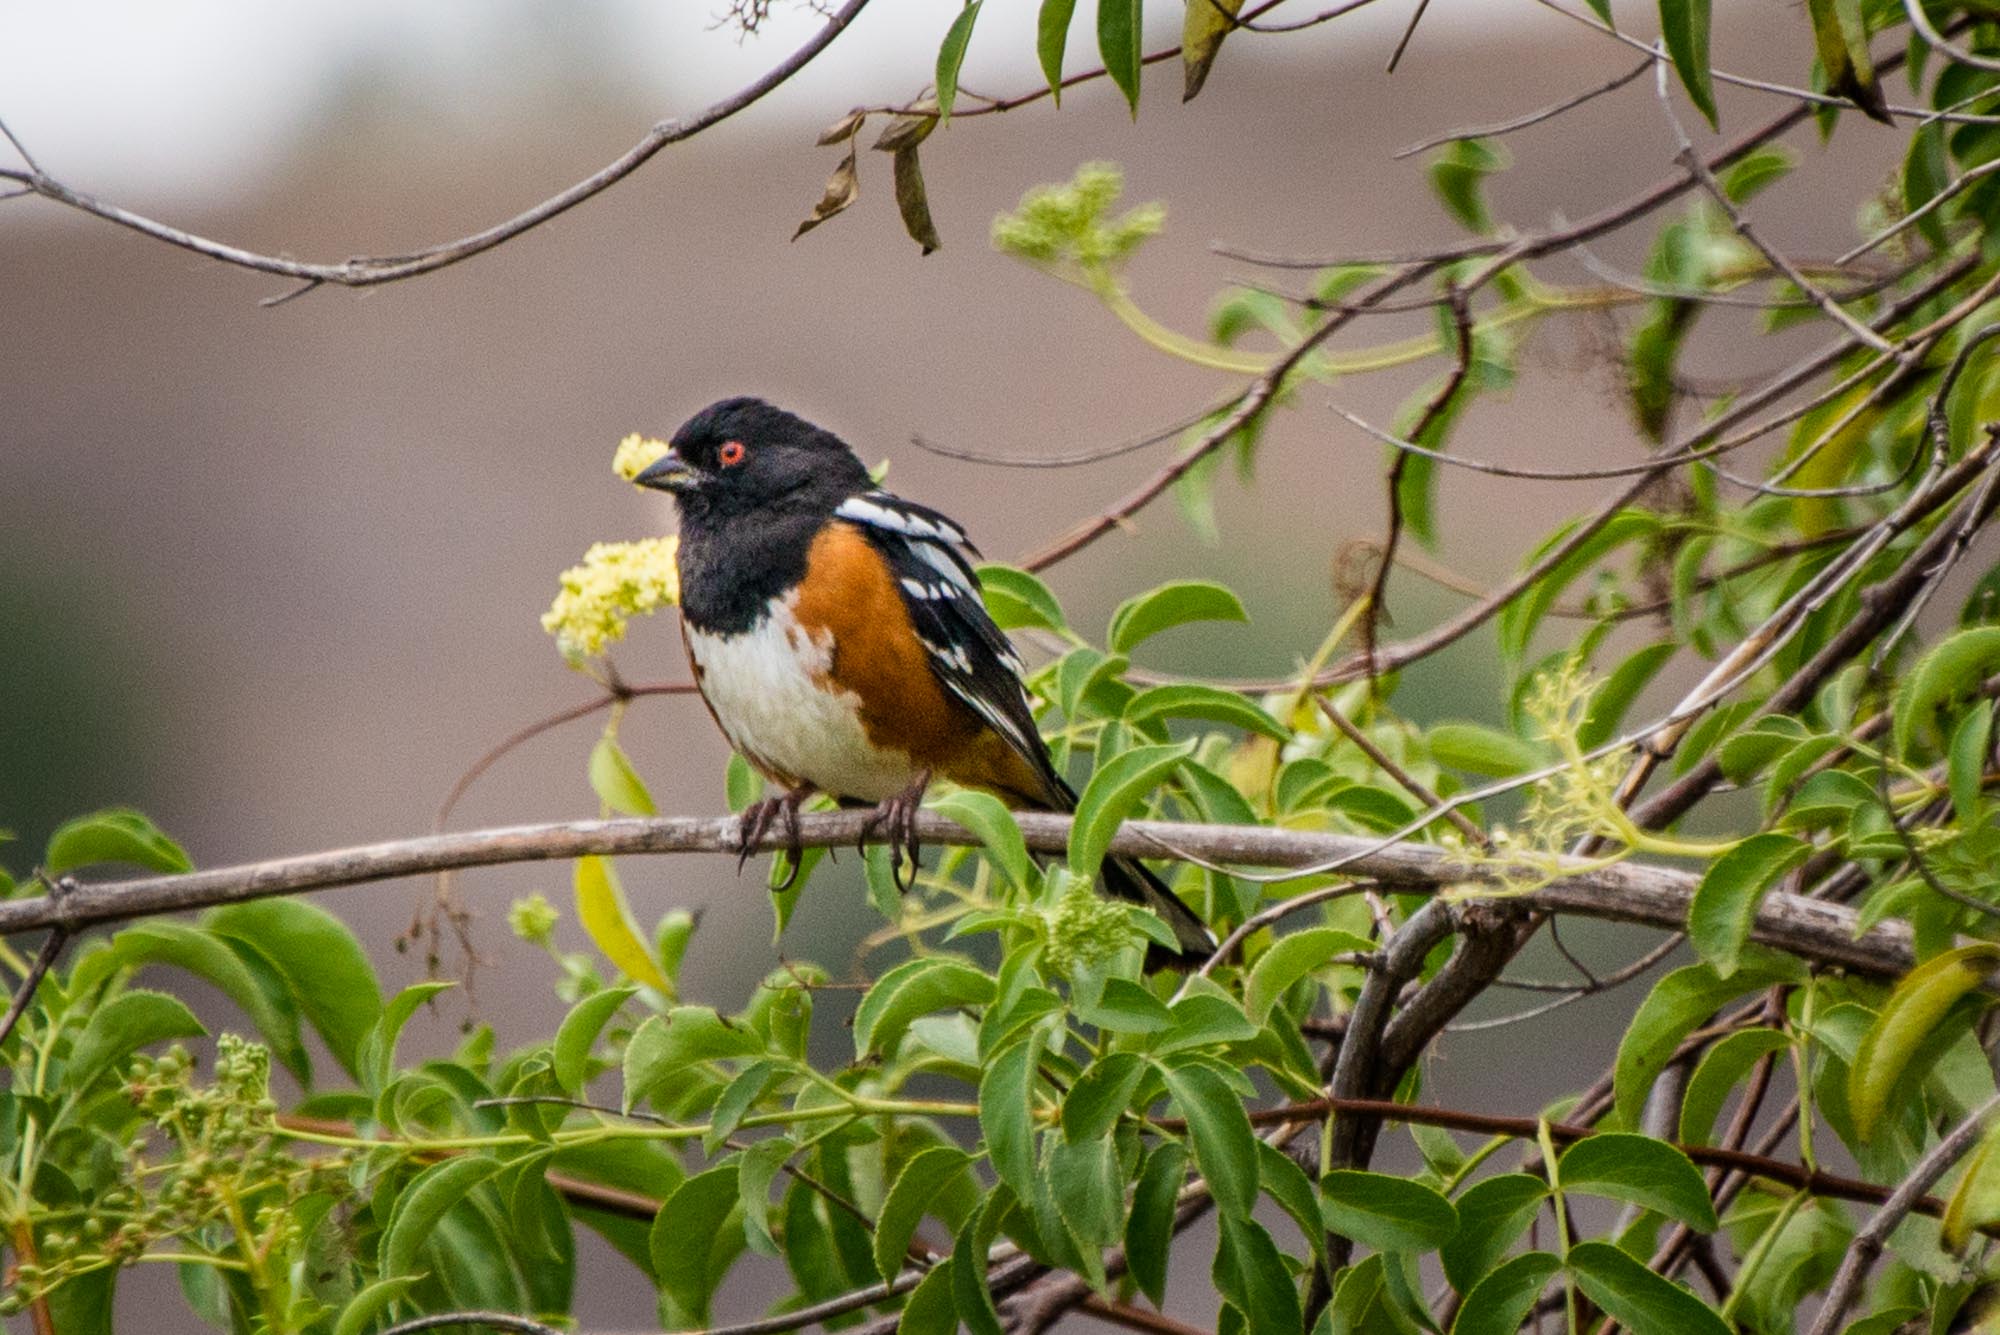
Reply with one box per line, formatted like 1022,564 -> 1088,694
738,782 -> 817,889
859,769 -> 931,892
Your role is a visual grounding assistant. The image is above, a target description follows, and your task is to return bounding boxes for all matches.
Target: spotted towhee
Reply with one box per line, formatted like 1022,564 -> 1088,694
635,396 -> 1213,967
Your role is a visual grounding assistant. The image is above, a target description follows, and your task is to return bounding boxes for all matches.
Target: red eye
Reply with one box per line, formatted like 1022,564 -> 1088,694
718,440 -> 747,468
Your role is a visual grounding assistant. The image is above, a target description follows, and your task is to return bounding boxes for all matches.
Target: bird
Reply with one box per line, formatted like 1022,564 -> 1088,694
633,396 -> 1213,968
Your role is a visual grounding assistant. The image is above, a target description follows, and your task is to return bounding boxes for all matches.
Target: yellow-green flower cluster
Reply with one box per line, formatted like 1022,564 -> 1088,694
509,892 -> 561,945
613,433 -> 672,483
541,536 -> 681,662
992,162 -> 1165,270
1042,869 -> 1139,976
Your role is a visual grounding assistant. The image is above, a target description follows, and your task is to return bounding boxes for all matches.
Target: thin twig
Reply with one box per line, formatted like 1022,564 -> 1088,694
1651,54 -> 1898,356
0,926 -> 67,1050
0,0 -> 873,295
1315,695 -> 1488,846
378,1315 -> 562,1335
1363,286 -> 1472,676
1383,0 -> 1432,73
1808,1094 -> 2000,1335
1395,57 -> 1652,158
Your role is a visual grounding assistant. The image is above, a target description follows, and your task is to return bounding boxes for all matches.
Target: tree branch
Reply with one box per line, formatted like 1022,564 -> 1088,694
0,0 -> 871,297
2,809 -> 1912,976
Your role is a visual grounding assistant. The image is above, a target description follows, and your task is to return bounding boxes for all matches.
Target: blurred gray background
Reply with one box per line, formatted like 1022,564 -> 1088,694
0,0 -> 1906,1328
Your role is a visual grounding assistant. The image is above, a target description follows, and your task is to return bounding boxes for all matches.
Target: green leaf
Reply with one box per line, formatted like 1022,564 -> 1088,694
589,734 -> 656,816
1063,1051 -> 1147,1142
1155,991 -> 1259,1053
1613,954 -> 1802,1127
1851,944 -> 2000,1141
1057,646 -> 1133,720
1719,145 -> 1797,202
1216,1213 -> 1305,1335
1951,701 -> 1994,824
1451,1251 -> 1562,1335
1428,722 -> 1546,778
980,1031 -> 1042,1199
1182,0 -> 1245,101
553,986 -> 637,1094
574,855 -> 673,993
1078,976 -> 1175,1033
1098,0 -> 1143,115
45,807 -> 190,875
332,1275 -> 422,1335
1557,1134 -> 1717,1232
899,1258 -> 959,1335
107,921 -> 307,1082
853,956 -> 997,1058
1069,740 -> 1194,878
954,1188 -> 1010,1335
1163,1061 -> 1259,1219
623,1006 -> 766,1110
1943,1117 -> 2000,1249
205,899 -> 383,1081
935,790 -> 1033,891
1429,138 -> 1507,232
1320,1170 -> 1458,1253
876,1145 -> 973,1281
1686,834 -> 1810,978
651,1162 -> 743,1325
1048,1132 -> 1125,1245
935,2 -> 983,126
67,989 -> 205,1094
979,562 -> 1069,634
1125,683 -> 1287,741
1245,928 -> 1374,1023
1805,0 -> 1890,122
1567,1240 -> 1731,1335
1577,641 -> 1677,751
726,753 -> 763,811
1895,627 -> 2000,756
381,1154 -> 505,1277
359,980 -> 453,1094
1127,1145 -> 1186,1306
1679,1027 -> 1791,1145
1108,580 -> 1248,654
1657,0 -> 1717,127
1905,121 -> 1951,251
1036,0 -> 1080,101
1498,511 -> 1658,662
1440,1174 -> 1549,1293
1255,1140 -> 1328,1269
705,1061 -> 777,1156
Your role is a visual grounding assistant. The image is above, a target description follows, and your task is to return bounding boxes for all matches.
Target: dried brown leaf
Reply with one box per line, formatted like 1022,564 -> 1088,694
892,144 -> 941,255
793,148 -> 860,241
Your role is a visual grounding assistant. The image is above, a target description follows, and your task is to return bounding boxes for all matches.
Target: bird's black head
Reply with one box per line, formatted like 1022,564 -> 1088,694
635,397 -> 871,522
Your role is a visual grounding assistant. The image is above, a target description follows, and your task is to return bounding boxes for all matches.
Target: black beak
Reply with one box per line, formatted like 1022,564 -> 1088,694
634,450 -> 697,492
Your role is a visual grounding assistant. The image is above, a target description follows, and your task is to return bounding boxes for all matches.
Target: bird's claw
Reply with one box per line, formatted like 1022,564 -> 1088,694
858,771 -> 930,893
737,785 -> 814,890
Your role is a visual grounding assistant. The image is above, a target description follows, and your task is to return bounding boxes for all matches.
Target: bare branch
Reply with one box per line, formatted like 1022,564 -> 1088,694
1808,1093 -> 2000,1335
0,808 -> 1915,978
1394,58 -> 1652,159
0,0 -> 871,295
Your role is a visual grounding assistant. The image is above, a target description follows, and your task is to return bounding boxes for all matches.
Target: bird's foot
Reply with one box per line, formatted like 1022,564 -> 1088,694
859,770 -> 930,892
738,784 -> 816,890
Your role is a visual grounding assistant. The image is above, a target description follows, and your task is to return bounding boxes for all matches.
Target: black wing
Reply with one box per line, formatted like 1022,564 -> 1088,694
834,490 -> 1065,803
835,489 -> 1214,965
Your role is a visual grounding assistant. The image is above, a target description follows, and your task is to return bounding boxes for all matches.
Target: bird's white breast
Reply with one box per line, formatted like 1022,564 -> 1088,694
685,594 -> 919,803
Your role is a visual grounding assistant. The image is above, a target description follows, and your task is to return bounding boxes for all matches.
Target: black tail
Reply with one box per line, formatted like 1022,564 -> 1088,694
1099,852 -> 1215,972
